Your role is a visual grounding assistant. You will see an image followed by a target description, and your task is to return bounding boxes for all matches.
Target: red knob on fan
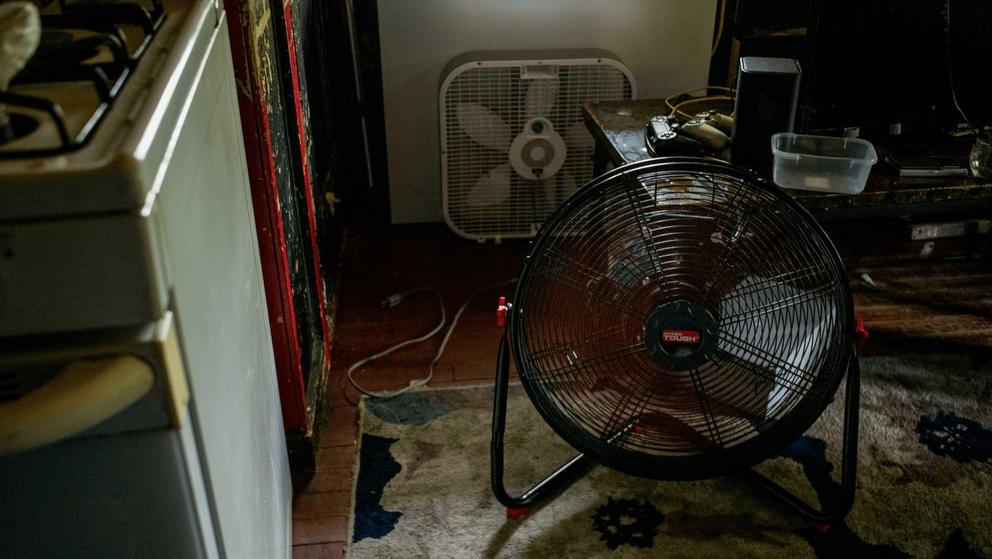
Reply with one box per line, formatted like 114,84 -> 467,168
854,316 -> 869,349
496,297 -> 508,328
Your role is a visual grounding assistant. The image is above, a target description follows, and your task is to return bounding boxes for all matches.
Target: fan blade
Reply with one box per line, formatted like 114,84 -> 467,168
558,171 -> 578,202
637,411 -> 723,452
525,79 -> 558,120
719,275 -> 832,415
456,102 -> 511,152
543,171 -> 577,209
466,164 -> 512,207
564,121 -> 594,153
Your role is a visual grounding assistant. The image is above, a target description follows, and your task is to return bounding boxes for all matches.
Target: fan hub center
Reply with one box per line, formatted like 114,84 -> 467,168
644,300 -> 719,370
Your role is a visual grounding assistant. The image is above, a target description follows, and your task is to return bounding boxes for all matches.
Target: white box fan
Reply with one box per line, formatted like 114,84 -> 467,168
440,50 -> 636,241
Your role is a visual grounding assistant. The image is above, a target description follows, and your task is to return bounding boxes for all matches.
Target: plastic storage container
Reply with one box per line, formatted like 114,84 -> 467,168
771,133 -> 878,194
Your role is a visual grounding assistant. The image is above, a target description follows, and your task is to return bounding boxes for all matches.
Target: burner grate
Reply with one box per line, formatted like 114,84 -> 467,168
0,0 -> 165,157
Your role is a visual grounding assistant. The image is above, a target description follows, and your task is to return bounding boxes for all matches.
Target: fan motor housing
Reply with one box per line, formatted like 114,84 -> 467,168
644,300 -> 719,370
509,117 -> 567,181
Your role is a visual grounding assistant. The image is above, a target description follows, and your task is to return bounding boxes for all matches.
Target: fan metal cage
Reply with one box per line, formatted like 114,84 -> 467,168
440,50 -> 636,242
509,157 -> 854,480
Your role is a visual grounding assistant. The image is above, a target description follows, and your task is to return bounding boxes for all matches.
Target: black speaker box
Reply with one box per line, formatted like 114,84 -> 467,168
731,57 -> 801,170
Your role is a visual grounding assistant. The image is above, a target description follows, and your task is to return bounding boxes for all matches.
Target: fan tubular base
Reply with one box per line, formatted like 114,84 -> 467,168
491,332 -> 593,509
742,350 -> 861,523
490,331 -> 862,522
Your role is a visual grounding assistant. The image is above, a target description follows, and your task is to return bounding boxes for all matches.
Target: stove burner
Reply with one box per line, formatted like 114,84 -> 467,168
0,0 -> 165,158
32,29 -> 101,66
0,112 -> 40,145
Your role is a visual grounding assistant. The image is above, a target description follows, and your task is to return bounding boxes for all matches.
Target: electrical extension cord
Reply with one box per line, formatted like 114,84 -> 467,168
346,279 -> 516,399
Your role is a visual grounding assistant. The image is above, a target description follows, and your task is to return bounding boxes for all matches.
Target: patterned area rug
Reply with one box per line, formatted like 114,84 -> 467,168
347,354 -> 992,558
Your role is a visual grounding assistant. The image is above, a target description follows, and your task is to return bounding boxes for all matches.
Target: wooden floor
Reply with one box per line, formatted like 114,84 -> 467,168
290,222 -> 992,558
291,224 -> 527,558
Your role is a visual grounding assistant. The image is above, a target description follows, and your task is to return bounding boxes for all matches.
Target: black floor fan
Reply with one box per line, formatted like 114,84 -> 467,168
491,157 -> 867,527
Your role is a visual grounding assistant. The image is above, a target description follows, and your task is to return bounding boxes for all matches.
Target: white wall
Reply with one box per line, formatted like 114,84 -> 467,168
378,0 -> 717,223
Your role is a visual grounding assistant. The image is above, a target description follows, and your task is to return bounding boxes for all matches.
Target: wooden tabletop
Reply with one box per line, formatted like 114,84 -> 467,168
583,98 -> 992,220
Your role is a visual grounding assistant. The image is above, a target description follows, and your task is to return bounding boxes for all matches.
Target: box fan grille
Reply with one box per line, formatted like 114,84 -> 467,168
440,51 -> 636,241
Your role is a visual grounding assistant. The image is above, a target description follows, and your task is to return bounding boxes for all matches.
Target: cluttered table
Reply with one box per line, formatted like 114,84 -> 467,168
583,98 -> 992,358
583,98 -> 992,221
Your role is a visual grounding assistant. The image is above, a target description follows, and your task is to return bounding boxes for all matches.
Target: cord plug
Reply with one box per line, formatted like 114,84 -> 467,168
381,293 -> 403,308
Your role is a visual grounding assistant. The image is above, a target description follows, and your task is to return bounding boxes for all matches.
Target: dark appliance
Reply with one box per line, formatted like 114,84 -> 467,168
730,56 -> 801,169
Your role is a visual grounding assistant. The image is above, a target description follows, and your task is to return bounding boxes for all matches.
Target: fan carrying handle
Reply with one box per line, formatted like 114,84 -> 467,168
490,331 -> 593,516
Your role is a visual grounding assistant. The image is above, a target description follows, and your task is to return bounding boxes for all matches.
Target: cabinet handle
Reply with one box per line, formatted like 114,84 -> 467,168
0,355 -> 154,455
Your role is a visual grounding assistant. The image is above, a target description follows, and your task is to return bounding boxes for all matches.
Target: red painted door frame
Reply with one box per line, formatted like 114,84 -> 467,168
223,0 -> 321,436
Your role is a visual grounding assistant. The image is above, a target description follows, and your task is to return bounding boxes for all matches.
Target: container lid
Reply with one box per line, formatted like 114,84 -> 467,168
740,57 -> 801,75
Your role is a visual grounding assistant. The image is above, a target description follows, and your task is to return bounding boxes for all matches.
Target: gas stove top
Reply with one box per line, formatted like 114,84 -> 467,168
0,0 -> 213,223
0,0 -> 165,158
